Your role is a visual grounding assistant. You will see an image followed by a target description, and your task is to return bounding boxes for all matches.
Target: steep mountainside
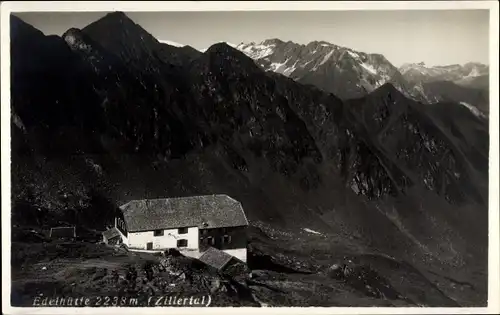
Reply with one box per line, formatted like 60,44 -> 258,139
10,12 -> 489,307
422,80 -> 489,115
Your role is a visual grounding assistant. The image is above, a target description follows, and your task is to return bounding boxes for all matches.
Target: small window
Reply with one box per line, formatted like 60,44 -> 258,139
206,236 -> 215,246
177,239 -> 188,247
178,227 -> 188,234
154,229 -> 164,236
223,235 -> 232,244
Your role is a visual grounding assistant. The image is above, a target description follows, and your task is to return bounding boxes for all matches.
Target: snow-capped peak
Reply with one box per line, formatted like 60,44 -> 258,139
236,41 -> 277,60
235,38 -> 413,97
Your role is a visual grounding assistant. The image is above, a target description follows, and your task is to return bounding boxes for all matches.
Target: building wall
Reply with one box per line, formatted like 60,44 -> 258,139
223,248 -> 247,262
199,225 -> 248,251
127,226 -> 199,250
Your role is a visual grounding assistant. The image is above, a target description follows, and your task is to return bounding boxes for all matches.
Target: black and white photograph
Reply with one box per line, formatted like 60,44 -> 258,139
1,1 -> 499,313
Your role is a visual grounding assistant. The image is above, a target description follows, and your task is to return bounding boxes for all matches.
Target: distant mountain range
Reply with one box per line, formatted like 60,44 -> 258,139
157,38 -> 489,114
236,39 -> 426,101
10,12 -> 489,307
399,62 -> 489,89
234,40 -> 489,115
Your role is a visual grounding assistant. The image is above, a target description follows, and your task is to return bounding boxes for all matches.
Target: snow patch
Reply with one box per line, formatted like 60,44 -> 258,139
300,60 -> 313,68
312,50 -> 334,71
460,102 -> 485,118
462,66 -> 481,79
269,58 -> 291,72
237,43 -> 276,60
303,228 -> 322,235
12,113 -> 26,132
225,42 -> 238,48
158,39 -> 185,47
281,60 -> 299,76
320,50 -> 334,66
360,62 -> 377,75
347,50 -> 360,59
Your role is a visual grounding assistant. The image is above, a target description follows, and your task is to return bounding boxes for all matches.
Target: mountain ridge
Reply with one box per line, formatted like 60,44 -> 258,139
236,39 -> 429,101
235,39 -> 489,113
399,61 -> 489,91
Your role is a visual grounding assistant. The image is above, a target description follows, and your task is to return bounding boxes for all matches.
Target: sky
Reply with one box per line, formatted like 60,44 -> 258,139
14,10 -> 489,67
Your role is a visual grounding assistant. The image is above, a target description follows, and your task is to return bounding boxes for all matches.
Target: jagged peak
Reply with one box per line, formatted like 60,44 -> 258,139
61,27 -> 85,47
82,10 -> 146,39
62,27 -> 83,40
96,11 -> 132,25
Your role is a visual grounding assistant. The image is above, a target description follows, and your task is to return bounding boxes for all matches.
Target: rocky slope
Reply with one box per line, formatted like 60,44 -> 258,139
10,12 -> 489,307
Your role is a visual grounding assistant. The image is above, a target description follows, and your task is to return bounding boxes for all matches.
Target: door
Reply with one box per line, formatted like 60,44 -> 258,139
146,242 -> 153,250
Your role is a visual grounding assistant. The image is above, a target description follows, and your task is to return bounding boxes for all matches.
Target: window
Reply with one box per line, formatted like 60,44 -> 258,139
177,239 -> 188,247
206,236 -> 215,246
178,227 -> 188,234
116,217 -> 127,234
201,229 -> 208,235
222,235 -> 232,244
154,229 -> 164,236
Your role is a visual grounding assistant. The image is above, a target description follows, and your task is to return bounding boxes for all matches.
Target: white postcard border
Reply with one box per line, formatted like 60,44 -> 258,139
1,1 -> 499,314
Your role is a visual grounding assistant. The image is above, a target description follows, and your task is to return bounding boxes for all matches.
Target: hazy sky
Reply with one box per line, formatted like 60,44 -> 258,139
14,10 -> 489,67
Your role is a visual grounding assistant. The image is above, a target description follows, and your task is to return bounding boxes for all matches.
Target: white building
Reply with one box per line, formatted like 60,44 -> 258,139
104,194 -> 249,262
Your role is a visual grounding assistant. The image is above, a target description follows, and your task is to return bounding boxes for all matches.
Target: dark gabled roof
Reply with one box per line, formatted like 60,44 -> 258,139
120,194 -> 248,232
102,227 -> 121,239
198,247 -> 234,270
